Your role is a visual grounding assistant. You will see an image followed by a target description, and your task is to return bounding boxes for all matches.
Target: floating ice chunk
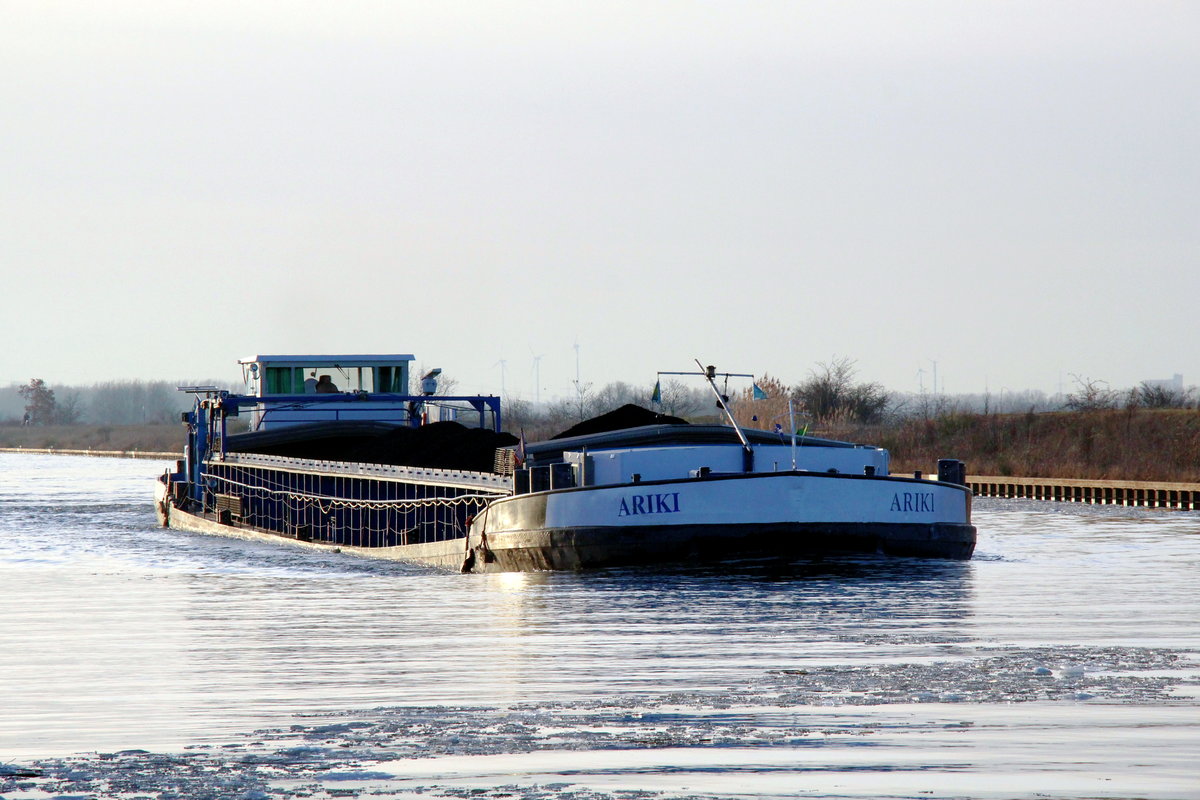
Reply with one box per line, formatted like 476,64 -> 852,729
1033,666 -> 1053,676
321,770 -> 396,781
1074,691 -> 1096,700
1059,665 -> 1087,679
276,746 -> 333,760
0,763 -> 41,777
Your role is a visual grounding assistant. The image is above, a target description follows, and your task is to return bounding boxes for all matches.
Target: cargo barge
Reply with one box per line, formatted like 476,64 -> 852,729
156,355 -> 976,571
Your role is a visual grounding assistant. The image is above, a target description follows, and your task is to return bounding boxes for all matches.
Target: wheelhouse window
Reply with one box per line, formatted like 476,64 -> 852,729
375,366 -> 408,393
264,367 -> 303,394
248,358 -> 413,396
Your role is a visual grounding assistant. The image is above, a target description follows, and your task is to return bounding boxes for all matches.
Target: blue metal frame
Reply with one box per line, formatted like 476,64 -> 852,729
215,393 -> 501,435
180,390 -> 503,507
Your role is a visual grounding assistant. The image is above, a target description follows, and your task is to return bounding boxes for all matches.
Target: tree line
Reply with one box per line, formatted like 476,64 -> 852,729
504,358 -> 896,440
5,362 -> 1194,431
1,379 -> 226,426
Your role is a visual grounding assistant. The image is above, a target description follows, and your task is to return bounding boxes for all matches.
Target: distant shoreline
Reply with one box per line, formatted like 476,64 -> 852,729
0,446 -> 179,460
0,423 -> 183,457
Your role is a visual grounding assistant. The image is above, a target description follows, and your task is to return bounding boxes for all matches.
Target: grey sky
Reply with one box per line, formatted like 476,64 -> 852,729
4,1 -> 1196,400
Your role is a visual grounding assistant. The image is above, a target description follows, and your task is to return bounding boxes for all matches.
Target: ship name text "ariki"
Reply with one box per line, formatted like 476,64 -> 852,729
891,492 -> 935,513
618,492 -> 682,517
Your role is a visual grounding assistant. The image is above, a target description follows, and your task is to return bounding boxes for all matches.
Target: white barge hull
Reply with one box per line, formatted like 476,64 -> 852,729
156,468 -> 975,573
467,471 -> 976,570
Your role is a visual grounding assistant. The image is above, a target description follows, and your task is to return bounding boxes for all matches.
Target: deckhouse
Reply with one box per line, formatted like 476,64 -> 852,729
237,353 -> 416,430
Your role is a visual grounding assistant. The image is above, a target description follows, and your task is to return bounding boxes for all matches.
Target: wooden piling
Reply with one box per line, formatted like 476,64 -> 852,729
967,475 -> 1200,510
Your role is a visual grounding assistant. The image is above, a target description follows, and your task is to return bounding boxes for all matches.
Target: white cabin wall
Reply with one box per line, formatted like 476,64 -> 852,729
756,444 -> 889,476
572,443 -> 890,486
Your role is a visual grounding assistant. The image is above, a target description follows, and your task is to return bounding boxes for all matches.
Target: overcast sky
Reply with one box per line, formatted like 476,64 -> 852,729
3,1 -> 1196,401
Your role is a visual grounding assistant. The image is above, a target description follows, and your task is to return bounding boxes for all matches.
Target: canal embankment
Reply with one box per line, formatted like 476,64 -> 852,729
0,423 -> 182,456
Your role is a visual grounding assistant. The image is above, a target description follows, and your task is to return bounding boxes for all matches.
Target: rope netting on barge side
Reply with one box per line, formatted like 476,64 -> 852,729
202,461 -> 507,548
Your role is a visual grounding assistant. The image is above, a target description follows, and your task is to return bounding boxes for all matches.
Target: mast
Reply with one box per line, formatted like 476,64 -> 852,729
658,361 -> 755,472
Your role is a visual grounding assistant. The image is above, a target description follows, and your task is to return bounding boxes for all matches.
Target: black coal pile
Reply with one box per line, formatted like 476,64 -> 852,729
225,422 -> 395,461
226,421 -> 518,472
348,421 -> 518,472
552,404 -> 688,439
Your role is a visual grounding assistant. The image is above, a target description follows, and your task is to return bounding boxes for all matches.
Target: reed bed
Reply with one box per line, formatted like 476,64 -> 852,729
834,409 -> 1200,483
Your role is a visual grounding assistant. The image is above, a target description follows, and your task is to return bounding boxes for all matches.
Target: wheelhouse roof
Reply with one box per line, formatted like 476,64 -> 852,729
240,354 -> 415,367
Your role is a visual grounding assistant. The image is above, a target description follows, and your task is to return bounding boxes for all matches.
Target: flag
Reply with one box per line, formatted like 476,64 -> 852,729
752,383 -> 768,400
651,380 -> 662,405
796,423 -> 809,438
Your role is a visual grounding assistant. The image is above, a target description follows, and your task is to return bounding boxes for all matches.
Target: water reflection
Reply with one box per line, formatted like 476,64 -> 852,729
162,551 -> 976,719
2,454 -> 1197,800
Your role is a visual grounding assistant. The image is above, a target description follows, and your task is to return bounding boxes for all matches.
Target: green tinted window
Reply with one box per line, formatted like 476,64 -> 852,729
264,367 -> 303,394
376,367 -> 406,393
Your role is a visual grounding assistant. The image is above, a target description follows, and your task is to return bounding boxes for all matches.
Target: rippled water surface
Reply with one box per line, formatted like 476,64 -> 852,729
1,452 -> 1197,799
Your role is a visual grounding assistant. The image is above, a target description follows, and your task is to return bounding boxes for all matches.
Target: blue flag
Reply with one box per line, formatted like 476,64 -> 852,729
651,380 -> 662,405
752,383 -> 768,400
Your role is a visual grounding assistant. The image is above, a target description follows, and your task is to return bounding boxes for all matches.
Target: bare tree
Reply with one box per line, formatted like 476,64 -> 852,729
657,379 -> 710,418
1130,381 -> 1194,409
87,381 -> 181,424
590,381 -> 645,413
1064,374 -> 1119,411
54,390 -> 83,424
794,357 -> 890,424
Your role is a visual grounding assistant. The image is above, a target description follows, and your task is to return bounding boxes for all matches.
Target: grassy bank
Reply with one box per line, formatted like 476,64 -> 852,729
0,423 -> 183,455
840,408 -> 1200,483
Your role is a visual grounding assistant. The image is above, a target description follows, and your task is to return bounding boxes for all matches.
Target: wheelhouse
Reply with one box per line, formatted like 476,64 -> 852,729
240,354 -> 414,397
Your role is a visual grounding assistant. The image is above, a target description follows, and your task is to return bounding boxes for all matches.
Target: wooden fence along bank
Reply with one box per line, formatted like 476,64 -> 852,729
966,475 -> 1200,511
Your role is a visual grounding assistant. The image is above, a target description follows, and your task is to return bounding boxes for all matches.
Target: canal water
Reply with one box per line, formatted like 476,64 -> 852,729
1,452 -> 1197,799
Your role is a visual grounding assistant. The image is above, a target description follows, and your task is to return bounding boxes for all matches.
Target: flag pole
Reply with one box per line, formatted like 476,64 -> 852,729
788,398 -> 797,470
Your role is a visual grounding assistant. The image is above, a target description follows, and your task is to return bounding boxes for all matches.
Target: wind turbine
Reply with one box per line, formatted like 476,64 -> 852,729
493,358 -> 508,398
571,339 -> 591,421
573,340 -> 581,387
530,350 -> 544,405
